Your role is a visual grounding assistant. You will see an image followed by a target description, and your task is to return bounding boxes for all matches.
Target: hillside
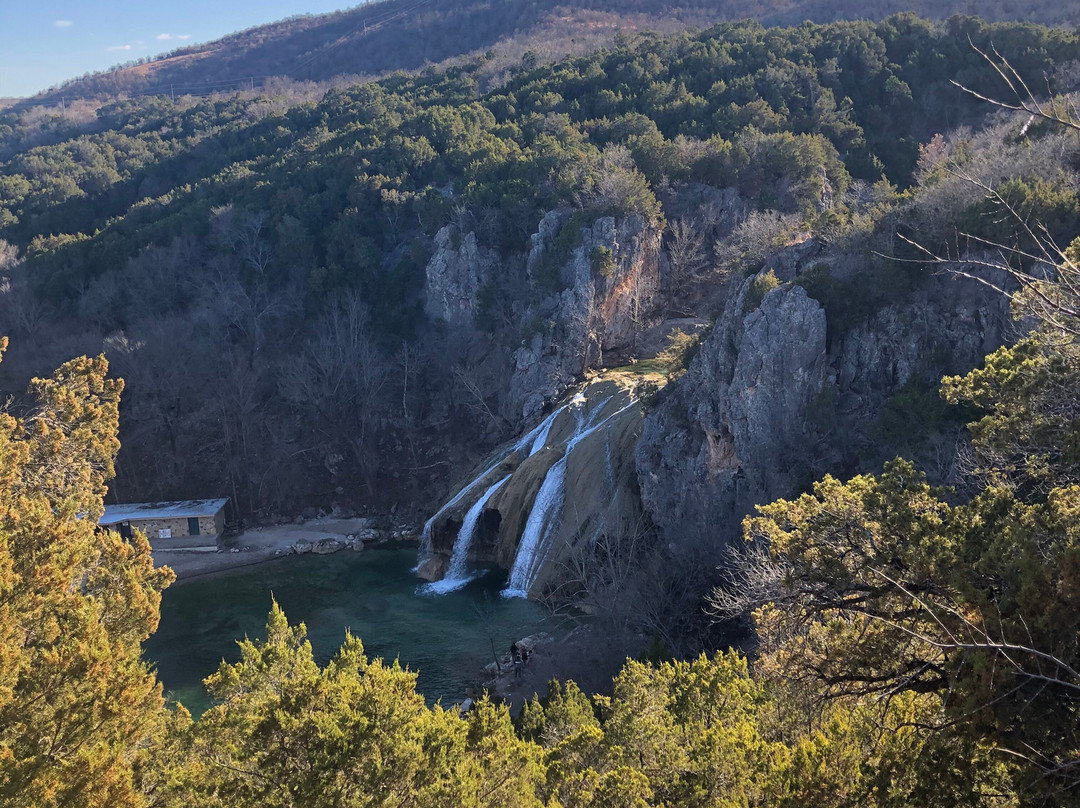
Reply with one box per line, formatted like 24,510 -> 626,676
6,9 -> 1080,804
3,14 -> 1079,521
18,0 -> 1080,107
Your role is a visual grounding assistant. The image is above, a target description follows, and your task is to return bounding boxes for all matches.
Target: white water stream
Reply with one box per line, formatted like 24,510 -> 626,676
415,404 -> 568,571
420,475 -> 510,595
502,400 -> 632,598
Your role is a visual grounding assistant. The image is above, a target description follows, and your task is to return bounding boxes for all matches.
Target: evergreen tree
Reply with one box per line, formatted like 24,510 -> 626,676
0,339 -> 174,808
169,602 -> 545,807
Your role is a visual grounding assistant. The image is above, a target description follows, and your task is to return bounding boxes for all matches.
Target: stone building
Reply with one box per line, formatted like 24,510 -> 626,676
100,499 -> 229,548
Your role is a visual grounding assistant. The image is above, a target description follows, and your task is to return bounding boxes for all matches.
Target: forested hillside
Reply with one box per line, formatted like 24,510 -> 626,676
2,15 -> 1078,521
17,0 -> 1080,107
7,206 -> 1080,805
7,5 -> 1080,804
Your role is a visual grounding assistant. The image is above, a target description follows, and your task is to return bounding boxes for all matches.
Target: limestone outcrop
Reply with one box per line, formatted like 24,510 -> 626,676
423,225 -> 498,327
636,265 -> 1014,553
507,211 -> 661,421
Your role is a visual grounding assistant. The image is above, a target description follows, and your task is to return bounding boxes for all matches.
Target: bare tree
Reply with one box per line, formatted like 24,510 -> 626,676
543,512 -> 653,647
278,294 -> 389,487
707,542 -> 790,621
665,217 -> 708,309
714,209 -> 802,271
233,211 -> 275,278
452,363 -> 502,435
207,258 -> 288,355
0,275 -> 47,340
952,41 -> 1080,136
0,239 -> 19,272
899,168 -> 1080,336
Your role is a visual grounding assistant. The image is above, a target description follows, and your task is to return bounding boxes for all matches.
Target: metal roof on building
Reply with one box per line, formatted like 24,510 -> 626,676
100,498 -> 229,525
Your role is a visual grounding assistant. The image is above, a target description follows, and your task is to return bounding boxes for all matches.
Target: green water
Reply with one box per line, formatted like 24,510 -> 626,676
144,546 -> 554,715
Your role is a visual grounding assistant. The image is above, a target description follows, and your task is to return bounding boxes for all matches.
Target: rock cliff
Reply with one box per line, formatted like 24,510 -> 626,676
423,225 -> 499,327
417,207 -> 1016,611
508,212 -> 660,421
636,260 -> 1014,553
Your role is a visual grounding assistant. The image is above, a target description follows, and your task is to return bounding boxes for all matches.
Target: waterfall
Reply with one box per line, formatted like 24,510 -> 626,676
502,455 -> 568,598
520,403 -> 568,456
503,400 -> 635,597
529,407 -> 563,455
415,404 -> 567,568
421,475 -> 510,595
415,474 -> 488,569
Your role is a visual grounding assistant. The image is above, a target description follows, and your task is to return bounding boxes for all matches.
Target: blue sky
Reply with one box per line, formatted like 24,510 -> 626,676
0,2 -> 361,97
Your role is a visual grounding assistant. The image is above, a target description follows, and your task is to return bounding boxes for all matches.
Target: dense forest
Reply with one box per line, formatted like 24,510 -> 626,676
3,15 -> 1079,518
6,198 -> 1080,804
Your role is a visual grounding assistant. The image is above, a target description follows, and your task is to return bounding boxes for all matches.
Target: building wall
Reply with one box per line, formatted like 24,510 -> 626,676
113,513 -> 223,548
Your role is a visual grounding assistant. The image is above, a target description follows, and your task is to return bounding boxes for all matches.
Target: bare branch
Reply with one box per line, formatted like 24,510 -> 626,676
952,39 -> 1080,133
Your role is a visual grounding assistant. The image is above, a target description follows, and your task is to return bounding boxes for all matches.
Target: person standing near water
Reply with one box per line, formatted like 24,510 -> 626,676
510,642 -> 524,679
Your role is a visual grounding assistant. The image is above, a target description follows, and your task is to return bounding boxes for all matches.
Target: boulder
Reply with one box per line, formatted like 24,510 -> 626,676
293,538 -> 312,555
415,555 -> 448,582
313,538 -> 345,555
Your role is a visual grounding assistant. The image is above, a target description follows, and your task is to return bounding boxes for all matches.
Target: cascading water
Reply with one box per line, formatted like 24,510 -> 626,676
503,400 -> 634,597
415,475 -> 487,570
523,402 -> 569,455
528,395 -> 580,455
421,475 -> 510,595
415,404 -> 568,568
501,455 -> 568,598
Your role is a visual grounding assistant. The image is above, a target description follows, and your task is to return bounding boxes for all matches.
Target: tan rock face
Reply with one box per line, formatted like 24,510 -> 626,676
523,389 -> 645,598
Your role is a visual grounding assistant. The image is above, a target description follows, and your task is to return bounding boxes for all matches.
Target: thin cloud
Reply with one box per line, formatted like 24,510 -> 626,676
107,45 -> 132,52
156,33 -> 191,41
54,20 -> 74,28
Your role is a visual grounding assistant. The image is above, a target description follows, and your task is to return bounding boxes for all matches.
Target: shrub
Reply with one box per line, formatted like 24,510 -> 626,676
655,328 -> 703,378
742,268 -> 780,312
590,245 -> 615,278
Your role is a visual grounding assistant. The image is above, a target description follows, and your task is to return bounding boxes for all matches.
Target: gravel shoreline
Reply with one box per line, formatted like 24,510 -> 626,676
153,517 -> 414,583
